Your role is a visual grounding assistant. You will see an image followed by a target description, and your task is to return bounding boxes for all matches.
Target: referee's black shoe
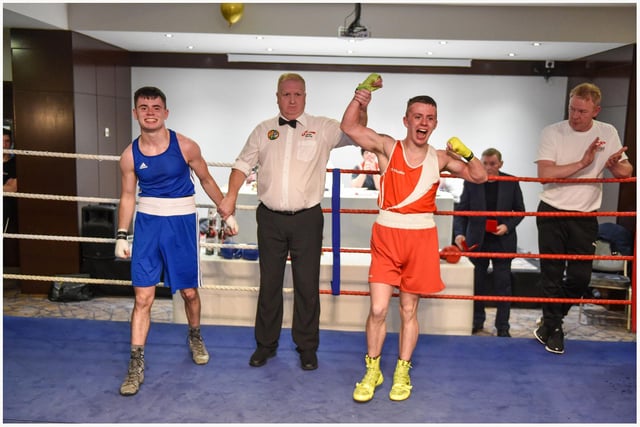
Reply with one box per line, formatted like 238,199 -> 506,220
249,347 -> 276,367
299,350 -> 318,370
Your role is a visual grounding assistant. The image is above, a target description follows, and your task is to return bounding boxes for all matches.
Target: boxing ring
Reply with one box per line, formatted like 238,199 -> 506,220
4,148 -> 636,333
3,148 -> 637,424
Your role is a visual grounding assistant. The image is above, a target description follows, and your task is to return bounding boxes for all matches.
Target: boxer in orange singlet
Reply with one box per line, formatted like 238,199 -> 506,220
341,75 -> 487,403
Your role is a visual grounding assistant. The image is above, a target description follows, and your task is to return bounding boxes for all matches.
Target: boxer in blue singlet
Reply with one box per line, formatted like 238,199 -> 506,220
130,129 -> 200,290
115,86 -> 237,396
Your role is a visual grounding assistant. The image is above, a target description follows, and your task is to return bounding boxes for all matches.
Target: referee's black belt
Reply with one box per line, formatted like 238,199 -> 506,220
260,203 -> 319,216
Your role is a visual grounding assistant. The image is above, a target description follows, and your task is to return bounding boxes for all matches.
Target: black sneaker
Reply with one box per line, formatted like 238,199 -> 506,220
545,328 -> 565,354
533,324 -> 550,345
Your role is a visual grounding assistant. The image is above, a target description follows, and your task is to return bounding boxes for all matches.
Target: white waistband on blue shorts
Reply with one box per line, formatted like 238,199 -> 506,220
138,195 -> 196,216
376,210 -> 435,229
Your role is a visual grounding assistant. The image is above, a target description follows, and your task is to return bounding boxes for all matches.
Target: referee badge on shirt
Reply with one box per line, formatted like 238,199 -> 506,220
302,130 -> 316,139
267,129 -> 280,140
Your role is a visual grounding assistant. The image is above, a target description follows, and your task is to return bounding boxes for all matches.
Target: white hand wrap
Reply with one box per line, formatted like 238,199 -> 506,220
115,239 -> 130,258
115,229 -> 131,258
224,214 -> 239,234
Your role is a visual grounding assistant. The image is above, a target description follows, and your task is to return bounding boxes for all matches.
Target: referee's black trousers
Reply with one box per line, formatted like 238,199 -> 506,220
254,203 -> 323,352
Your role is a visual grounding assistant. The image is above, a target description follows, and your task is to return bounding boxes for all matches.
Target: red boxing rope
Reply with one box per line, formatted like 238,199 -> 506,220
335,169 -> 637,185
324,208 -> 635,218
318,288 -> 630,306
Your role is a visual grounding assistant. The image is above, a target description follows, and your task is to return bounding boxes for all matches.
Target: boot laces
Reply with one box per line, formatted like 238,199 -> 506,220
393,360 -> 412,386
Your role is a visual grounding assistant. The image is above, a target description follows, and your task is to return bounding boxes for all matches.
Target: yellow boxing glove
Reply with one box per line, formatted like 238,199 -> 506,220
447,136 -> 474,162
356,73 -> 383,91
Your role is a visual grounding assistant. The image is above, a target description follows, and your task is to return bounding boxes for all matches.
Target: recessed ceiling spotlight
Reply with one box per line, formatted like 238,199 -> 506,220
532,42 -> 542,47
256,36 -> 264,40
508,52 -> 517,57
439,41 -> 447,45
187,45 -> 194,50
426,51 -> 434,56
165,33 -> 173,38
266,47 -> 273,52
347,49 -> 354,54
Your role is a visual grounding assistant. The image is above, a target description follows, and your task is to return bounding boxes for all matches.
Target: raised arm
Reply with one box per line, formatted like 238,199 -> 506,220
341,88 -> 388,159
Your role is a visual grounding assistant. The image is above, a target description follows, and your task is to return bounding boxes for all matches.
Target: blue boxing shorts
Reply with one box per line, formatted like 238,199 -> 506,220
130,196 -> 200,293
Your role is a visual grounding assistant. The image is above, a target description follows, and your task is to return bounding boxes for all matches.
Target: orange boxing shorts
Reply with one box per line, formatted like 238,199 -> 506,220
368,222 -> 445,295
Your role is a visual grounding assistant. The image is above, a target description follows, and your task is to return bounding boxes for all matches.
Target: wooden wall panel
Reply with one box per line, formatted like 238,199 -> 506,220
10,29 -> 131,293
12,84 -> 79,292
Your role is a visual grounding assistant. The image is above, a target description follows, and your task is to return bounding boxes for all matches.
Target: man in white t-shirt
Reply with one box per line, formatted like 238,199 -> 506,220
534,82 -> 633,355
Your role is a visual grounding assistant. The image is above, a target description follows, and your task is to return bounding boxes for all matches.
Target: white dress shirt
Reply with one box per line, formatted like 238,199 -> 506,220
233,112 -> 353,212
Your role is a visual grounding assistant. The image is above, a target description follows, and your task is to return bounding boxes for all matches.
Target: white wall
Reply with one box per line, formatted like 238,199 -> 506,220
132,67 -> 570,254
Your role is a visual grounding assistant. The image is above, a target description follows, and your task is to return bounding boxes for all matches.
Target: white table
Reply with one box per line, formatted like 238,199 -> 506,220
174,252 -> 474,336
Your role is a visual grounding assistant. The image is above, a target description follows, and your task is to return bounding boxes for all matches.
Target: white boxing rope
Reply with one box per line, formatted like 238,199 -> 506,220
3,273 -> 277,293
5,148 -> 233,168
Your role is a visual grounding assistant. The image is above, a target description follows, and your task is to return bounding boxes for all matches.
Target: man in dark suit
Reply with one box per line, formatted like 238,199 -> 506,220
453,148 -> 525,337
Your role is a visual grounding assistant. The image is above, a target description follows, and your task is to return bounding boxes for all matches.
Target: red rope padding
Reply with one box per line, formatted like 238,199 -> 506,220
446,251 -> 634,262
323,208 -> 636,218
480,175 -> 636,184
335,169 -> 637,185
438,210 -> 636,217
323,208 -> 635,219
323,246 -> 633,262
319,289 -> 630,305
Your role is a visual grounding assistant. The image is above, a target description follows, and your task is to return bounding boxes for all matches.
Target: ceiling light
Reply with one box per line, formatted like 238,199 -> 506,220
256,36 -> 264,40
508,52 -> 517,57
439,41 -> 447,45
532,42 -> 541,47
227,54 -> 471,67
187,45 -> 194,50
165,33 -> 173,38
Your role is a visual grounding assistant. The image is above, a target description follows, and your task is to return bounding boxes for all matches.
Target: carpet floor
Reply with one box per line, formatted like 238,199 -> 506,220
3,315 -> 636,424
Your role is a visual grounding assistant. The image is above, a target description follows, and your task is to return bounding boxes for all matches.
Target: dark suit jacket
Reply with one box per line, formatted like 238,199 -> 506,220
452,172 -> 525,252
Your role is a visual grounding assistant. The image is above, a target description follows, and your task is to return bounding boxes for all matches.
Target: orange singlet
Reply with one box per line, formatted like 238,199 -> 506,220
368,141 -> 445,294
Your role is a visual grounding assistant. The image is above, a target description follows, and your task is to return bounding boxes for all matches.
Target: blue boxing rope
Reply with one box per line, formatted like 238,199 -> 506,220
331,168 -> 341,295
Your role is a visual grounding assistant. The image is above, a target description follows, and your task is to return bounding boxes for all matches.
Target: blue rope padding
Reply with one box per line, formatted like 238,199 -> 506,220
331,168 -> 341,295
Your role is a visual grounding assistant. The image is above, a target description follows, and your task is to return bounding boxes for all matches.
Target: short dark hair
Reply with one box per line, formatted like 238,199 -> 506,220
3,128 -> 11,137
406,95 -> 437,114
134,86 -> 167,108
481,147 -> 502,162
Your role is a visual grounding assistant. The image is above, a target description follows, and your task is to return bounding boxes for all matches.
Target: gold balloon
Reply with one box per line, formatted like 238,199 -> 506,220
220,3 -> 244,27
